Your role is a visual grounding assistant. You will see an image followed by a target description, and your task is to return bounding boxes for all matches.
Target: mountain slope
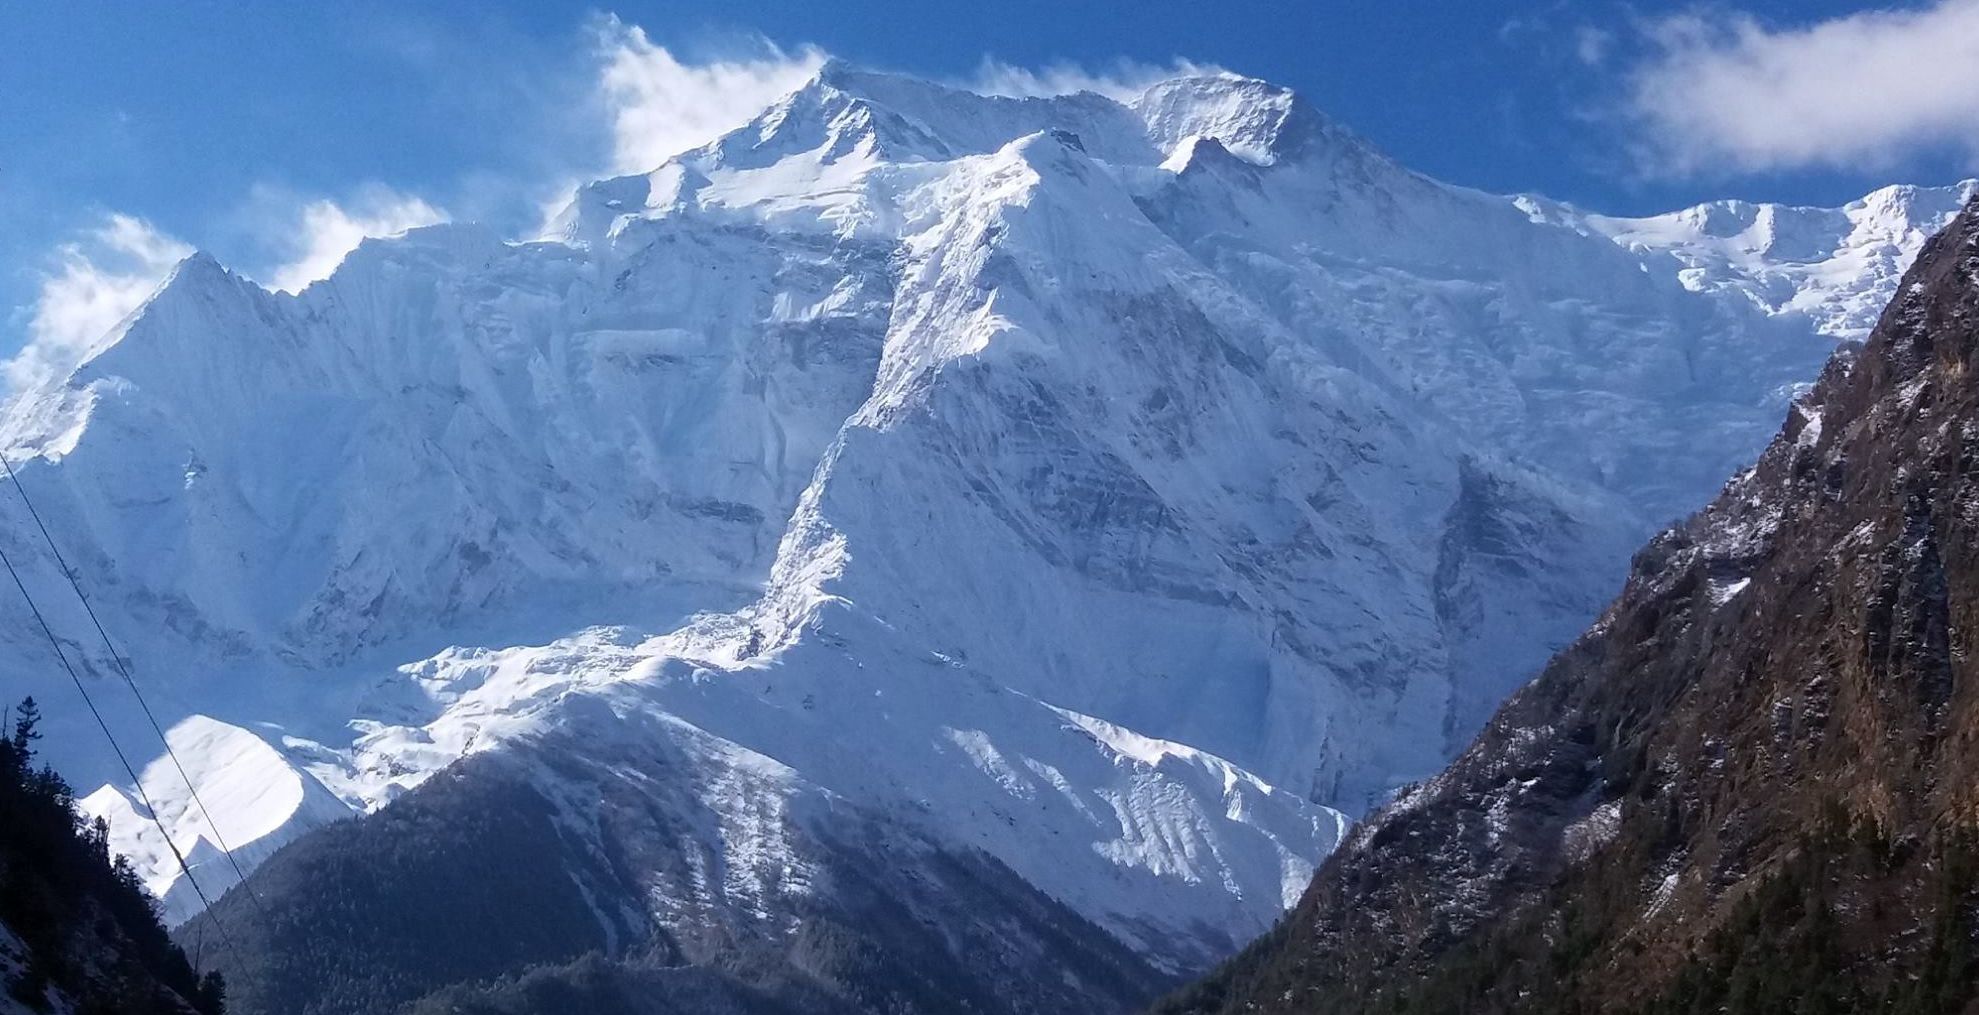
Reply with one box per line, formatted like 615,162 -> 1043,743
0,63 -> 1972,1011
1161,197 -> 1979,1013
199,726 -> 1166,1015
1572,181 -> 1978,341
0,701 -> 223,1015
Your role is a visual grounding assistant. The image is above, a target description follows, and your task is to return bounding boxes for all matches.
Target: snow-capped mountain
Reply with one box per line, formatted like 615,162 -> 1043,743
1523,179 -> 1979,341
0,61 -> 1970,1007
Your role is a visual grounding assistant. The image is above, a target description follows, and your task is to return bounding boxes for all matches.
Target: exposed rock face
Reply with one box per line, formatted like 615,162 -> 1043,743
1162,198 -> 1979,1013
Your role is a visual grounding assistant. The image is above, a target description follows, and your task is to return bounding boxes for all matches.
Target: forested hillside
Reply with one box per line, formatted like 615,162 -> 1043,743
0,698 -> 224,1014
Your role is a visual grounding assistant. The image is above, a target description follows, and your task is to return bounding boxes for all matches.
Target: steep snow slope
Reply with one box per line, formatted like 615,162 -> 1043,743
1523,179 -> 1979,341
0,64 -> 1966,975
79,715 -> 350,915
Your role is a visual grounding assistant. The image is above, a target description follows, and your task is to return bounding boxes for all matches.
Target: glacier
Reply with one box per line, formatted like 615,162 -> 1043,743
0,61 -> 1970,968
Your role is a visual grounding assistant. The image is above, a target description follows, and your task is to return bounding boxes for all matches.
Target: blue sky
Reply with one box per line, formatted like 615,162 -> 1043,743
4,0 -> 1978,377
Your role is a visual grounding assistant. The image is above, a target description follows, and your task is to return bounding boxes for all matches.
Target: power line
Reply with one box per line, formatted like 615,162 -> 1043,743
0,452 -> 276,928
0,537 -> 242,967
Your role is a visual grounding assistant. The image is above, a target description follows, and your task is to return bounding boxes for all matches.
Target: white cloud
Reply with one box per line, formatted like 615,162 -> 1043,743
1627,0 -> 1979,174
266,188 -> 448,294
10,214 -> 192,390
1574,26 -> 1613,67
965,57 -> 1225,102
594,18 -> 826,174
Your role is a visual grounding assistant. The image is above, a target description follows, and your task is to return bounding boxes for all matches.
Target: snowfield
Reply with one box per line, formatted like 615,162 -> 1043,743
0,62 -> 1968,960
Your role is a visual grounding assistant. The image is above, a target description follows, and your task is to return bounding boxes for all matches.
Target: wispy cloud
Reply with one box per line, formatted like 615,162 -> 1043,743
1625,0 -> 1979,174
1574,26 -> 1614,67
593,17 -> 826,174
964,57 -> 1225,102
9,214 -> 191,390
265,188 -> 448,293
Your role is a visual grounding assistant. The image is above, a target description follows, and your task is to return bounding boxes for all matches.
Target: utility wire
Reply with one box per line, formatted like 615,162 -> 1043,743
0,451 -> 276,928
0,537 -> 242,967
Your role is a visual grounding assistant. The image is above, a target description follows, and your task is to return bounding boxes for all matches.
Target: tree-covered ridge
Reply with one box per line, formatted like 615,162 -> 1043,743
0,697 -> 225,1014
195,733 -> 1164,1015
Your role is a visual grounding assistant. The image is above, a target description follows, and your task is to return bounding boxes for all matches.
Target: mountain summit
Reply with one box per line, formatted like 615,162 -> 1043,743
0,65 -> 1971,1012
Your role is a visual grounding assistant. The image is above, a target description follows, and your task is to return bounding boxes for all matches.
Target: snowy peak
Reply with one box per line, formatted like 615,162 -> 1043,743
547,62 -> 1443,264
59,250 -> 246,376
1576,179 -> 1979,338
1615,180 -> 1976,262
814,60 -> 1160,163
1843,180 -> 1978,245
730,63 -> 1371,172
1133,74 -> 1361,168
328,221 -> 506,281
700,59 -> 1156,172
548,64 -> 1442,272
722,64 -> 933,167
77,715 -> 348,923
